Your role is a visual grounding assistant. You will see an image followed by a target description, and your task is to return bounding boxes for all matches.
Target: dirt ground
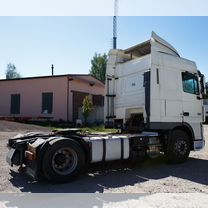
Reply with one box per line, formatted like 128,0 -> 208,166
1,120 -> 208,194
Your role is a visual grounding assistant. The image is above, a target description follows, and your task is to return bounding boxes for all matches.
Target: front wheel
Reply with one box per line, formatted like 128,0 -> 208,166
42,139 -> 85,183
166,130 -> 191,164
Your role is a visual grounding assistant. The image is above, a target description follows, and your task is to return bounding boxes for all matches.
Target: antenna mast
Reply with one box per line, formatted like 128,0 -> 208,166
113,0 -> 118,49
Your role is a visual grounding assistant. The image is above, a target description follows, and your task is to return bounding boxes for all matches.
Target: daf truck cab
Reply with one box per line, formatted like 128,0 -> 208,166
6,32 -> 206,183
105,31 -> 206,159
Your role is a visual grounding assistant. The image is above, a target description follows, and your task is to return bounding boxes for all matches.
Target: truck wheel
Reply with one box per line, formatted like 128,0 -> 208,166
167,130 -> 190,164
42,139 -> 85,183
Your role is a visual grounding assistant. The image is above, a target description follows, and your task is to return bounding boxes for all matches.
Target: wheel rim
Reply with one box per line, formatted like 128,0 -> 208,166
175,139 -> 188,155
51,147 -> 78,175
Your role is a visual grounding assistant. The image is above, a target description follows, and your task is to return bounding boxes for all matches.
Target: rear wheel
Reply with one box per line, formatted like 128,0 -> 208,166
42,139 -> 85,183
166,130 -> 190,164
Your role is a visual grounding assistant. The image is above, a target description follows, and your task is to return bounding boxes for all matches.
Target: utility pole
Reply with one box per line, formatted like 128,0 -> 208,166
113,0 -> 118,49
51,64 -> 54,76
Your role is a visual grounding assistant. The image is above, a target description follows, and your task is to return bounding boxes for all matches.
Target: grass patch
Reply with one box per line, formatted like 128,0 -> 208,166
81,125 -> 118,133
25,121 -> 118,133
34,122 -> 118,133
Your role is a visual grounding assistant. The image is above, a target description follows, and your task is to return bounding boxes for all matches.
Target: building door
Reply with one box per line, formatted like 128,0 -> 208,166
72,91 -> 88,122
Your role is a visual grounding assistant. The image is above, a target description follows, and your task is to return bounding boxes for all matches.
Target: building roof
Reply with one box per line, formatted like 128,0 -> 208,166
0,74 -> 104,86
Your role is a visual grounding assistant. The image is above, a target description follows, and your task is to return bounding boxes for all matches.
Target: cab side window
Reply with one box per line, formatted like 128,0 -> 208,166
182,72 -> 199,95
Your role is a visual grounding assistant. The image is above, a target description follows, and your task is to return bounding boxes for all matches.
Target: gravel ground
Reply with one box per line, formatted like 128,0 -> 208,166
0,121 -> 208,194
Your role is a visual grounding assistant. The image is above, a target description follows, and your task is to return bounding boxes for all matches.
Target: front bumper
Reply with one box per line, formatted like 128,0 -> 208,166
194,139 -> 205,151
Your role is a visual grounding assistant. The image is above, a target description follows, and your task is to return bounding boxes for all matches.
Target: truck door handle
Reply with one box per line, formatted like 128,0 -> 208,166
183,112 -> 189,116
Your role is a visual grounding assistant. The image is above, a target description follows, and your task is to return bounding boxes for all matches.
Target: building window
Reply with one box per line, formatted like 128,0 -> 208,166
42,92 -> 53,114
182,72 -> 199,95
11,94 -> 20,114
92,95 -> 104,106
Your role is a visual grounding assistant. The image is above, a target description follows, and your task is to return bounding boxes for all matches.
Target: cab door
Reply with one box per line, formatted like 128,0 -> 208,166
181,72 -> 203,131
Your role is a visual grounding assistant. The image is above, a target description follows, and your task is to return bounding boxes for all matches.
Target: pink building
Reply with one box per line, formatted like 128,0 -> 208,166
0,74 -> 105,123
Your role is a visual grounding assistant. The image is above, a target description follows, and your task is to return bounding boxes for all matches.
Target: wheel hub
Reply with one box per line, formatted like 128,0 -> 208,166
51,147 -> 78,175
175,140 -> 187,155
54,153 -> 67,165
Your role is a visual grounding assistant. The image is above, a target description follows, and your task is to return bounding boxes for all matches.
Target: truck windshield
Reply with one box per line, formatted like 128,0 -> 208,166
182,72 -> 199,95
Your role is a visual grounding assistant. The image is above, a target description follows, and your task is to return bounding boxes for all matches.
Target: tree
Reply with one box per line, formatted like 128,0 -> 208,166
82,95 -> 93,125
90,53 -> 107,82
6,63 -> 21,79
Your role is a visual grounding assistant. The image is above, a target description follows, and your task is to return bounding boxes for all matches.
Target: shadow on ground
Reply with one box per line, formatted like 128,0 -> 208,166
8,156 -> 208,193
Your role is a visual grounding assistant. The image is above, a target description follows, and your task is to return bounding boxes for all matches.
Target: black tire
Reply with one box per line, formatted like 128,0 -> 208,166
42,139 -> 85,183
166,130 -> 190,164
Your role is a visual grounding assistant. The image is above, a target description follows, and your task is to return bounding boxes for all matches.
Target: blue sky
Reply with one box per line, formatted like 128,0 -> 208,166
0,16 -> 208,79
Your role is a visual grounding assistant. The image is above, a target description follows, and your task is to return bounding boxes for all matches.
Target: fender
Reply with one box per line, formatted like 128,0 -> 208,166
149,122 -> 195,141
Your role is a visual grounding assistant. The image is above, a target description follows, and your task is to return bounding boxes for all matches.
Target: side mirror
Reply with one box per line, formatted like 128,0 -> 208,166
202,75 -> 206,95
198,70 -> 206,97
197,95 -> 202,100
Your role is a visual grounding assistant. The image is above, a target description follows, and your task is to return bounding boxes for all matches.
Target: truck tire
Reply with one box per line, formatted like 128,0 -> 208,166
42,139 -> 85,183
166,130 -> 190,164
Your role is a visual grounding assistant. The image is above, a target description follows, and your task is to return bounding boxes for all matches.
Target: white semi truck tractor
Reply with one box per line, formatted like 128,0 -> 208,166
6,32 -> 206,183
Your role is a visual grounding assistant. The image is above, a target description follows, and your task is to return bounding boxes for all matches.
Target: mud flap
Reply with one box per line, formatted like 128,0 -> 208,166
6,148 -> 16,166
